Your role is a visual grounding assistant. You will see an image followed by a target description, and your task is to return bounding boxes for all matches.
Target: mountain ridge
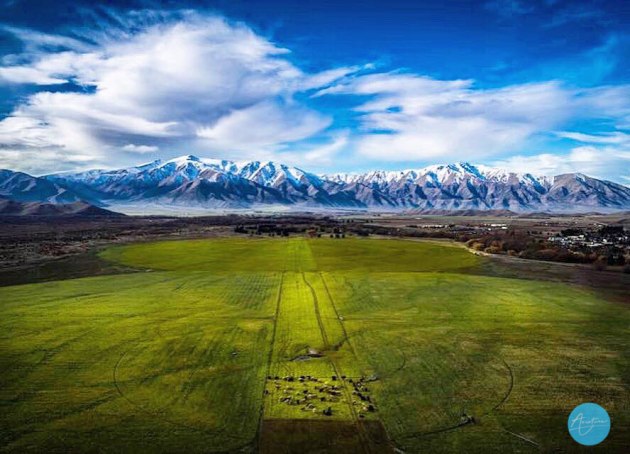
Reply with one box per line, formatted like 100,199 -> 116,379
0,195 -> 123,216
2,155 -> 628,213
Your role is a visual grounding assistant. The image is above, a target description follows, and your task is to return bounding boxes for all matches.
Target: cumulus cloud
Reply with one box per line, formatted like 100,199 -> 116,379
302,132 -> 350,165
122,144 -> 159,153
0,66 -> 67,84
492,146 -> 630,183
273,131 -> 351,169
0,9 -> 628,182
318,72 -> 630,165
196,101 -> 331,149
0,11 -> 358,172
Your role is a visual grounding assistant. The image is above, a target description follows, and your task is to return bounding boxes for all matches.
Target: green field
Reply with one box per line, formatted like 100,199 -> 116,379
0,237 -> 628,453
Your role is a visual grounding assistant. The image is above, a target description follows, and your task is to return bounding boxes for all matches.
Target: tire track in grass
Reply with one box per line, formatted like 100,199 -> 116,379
113,279 -> 267,447
319,272 -> 357,357
320,272 -> 399,453
327,271 -> 513,449
256,271 -> 284,449
482,358 -> 514,416
112,345 -> 252,448
483,360 -> 539,449
302,273 -> 330,349
400,358 -> 518,442
320,270 -> 515,450
302,272 -> 372,454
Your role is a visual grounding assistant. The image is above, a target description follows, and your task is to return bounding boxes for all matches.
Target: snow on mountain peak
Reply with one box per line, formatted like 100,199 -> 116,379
323,161 -> 559,191
233,160 -> 313,187
164,154 -> 204,166
30,154 -> 630,211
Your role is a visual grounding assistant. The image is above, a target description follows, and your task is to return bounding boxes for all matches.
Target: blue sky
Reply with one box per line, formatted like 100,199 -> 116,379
0,0 -> 628,182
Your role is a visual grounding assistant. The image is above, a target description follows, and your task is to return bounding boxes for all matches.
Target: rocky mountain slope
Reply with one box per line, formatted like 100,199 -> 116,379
0,196 -> 121,216
0,169 -> 83,204
1,156 -> 628,212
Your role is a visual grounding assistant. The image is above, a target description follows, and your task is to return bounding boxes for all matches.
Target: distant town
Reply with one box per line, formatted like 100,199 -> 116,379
1,212 -> 629,282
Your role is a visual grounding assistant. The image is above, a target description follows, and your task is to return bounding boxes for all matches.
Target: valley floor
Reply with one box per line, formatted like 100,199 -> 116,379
0,237 -> 628,452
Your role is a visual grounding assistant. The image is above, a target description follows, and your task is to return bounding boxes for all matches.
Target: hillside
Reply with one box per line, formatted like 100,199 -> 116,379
0,196 -> 122,216
1,156 -> 628,212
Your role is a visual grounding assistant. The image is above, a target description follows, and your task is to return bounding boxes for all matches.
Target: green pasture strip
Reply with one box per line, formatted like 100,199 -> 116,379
0,271 -> 279,452
325,270 -> 630,452
0,237 -> 627,453
99,237 -> 480,273
264,272 -> 350,420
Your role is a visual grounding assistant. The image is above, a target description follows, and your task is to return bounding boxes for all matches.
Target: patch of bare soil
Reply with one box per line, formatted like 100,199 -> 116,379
259,419 -> 393,454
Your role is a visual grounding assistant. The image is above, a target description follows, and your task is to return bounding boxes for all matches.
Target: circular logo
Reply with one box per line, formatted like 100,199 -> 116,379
568,403 -> 610,446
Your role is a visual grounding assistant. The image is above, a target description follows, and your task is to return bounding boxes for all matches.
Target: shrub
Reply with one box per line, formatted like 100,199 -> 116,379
593,258 -> 607,271
532,249 -> 560,261
471,242 -> 485,251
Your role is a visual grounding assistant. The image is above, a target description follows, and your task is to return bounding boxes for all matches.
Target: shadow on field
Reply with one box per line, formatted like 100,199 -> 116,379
0,250 -> 141,287
467,253 -> 630,305
259,419 -> 393,454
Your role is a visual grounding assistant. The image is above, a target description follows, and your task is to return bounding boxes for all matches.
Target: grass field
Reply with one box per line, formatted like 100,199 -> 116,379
0,237 -> 628,453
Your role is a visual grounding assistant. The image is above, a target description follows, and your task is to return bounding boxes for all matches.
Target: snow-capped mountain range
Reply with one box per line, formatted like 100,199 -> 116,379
1,155 -> 629,213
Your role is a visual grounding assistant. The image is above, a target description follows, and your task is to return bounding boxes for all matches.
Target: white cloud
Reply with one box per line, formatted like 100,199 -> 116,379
555,131 -> 630,145
300,65 -> 367,91
492,146 -> 630,183
0,11 -> 358,172
0,9 -> 628,183
196,100 -> 331,149
122,144 -> 159,153
0,25 -> 91,53
302,132 -> 350,164
320,72 -> 630,165
0,66 -> 67,84
272,131 -> 351,169
0,146 -> 100,176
